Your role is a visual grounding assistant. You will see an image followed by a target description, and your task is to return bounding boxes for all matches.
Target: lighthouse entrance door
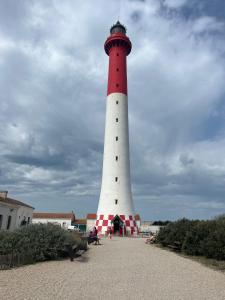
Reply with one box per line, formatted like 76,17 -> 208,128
112,215 -> 123,235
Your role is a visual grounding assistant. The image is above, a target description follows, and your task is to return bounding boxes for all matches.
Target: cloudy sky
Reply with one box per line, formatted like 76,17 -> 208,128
1,0 -> 225,220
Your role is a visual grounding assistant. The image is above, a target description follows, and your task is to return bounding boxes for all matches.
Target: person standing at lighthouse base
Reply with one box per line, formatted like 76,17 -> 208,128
109,227 -> 113,239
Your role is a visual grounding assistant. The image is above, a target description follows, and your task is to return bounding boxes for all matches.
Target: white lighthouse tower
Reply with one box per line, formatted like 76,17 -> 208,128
96,21 -> 137,235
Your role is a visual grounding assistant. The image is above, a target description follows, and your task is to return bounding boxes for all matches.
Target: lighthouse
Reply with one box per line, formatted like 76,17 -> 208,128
96,21 -> 137,235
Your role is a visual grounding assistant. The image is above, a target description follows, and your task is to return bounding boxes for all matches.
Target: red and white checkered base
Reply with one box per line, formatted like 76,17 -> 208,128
95,214 -> 138,235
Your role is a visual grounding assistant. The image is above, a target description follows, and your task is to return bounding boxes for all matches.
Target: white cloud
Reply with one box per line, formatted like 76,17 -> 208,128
192,16 -> 225,34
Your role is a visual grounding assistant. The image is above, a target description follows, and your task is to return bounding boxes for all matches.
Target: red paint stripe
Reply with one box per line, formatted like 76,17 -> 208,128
107,46 -> 127,95
105,33 -> 132,96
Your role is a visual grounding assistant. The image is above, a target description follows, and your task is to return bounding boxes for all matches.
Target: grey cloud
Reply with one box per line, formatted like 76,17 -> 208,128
179,154 -> 194,166
0,0 -> 225,219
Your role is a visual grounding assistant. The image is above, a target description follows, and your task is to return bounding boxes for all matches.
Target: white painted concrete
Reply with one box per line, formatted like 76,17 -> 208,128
0,202 -> 17,230
0,202 -> 33,231
86,219 -> 96,232
140,225 -> 163,234
16,206 -> 33,227
135,219 -> 141,228
97,92 -> 135,216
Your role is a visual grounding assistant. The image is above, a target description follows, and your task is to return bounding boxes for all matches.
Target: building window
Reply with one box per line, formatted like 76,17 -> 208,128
116,118 -> 118,122
116,136 -> 118,141
116,68 -> 119,71
7,216 -> 11,230
21,217 -> 27,226
116,101 -> 119,104
27,217 -> 30,224
116,84 -> 119,87
115,177 -> 118,182
116,156 -> 118,161
115,199 -> 118,205
117,53 -> 119,56
0,215 -> 2,229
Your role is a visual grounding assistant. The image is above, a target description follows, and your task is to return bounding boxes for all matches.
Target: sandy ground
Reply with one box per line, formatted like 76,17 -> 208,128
0,237 -> 225,300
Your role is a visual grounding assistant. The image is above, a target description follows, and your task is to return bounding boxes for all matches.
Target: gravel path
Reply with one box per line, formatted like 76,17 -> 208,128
0,237 -> 225,300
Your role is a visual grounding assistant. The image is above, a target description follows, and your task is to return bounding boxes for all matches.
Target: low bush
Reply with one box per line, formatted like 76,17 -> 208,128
157,218 -> 197,246
152,220 -> 171,226
0,223 -> 82,265
157,216 -> 225,261
203,216 -> 225,260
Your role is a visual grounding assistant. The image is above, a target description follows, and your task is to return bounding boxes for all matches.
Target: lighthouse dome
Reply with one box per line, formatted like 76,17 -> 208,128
110,21 -> 126,35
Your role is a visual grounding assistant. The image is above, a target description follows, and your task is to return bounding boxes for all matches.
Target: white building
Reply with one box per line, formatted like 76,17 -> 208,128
86,213 -> 97,232
32,212 -> 76,229
134,214 -> 141,229
0,191 -> 34,231
139,221 -> 162,234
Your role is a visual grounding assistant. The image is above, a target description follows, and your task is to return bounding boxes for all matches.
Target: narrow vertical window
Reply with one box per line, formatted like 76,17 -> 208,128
115,177 -> 118,182
116,101 -> 119,105
115,156 -> 118,161
116,118 -> 118,122
7,216 -> 11,230
116,136 -> 118,141
0,215 -> 2,229
115,199 -> 118,205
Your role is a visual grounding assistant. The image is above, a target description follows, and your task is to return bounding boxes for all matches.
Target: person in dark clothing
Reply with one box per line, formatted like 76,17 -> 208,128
93,226 -> 98,236
109,227 -> 113,239
88,230 -> 100,245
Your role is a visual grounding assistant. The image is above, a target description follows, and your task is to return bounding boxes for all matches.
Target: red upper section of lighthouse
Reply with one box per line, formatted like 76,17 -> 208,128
104,21 -> 132,96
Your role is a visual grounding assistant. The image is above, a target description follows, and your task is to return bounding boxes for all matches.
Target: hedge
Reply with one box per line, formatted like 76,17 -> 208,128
157,216 -> 225,260
0,223 -> 83,265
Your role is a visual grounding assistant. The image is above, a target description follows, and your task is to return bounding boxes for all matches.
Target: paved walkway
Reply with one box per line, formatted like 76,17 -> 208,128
0,237 -> 225,300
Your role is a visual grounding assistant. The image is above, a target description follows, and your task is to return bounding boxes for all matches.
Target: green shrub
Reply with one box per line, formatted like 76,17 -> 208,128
157,218 -> 196,246
157,216 -> 225,261
152,221 -> 171,226
204,216 -> 225,260
0,224 -> 81,264
182,221 -> 215,256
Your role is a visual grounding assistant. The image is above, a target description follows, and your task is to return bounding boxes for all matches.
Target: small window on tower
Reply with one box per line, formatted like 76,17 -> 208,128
116,156 -> 118,161
116,136 -> 118,141
116,84 -> 119,87
116,101 -> 119,105
115,177 -> 118,182
116,68 -> 119,71
115,199 -> 118,205
116,118 -> 118,122
117,53 -> 119,56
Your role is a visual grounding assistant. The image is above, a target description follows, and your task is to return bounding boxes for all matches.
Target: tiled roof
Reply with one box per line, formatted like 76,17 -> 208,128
33,212 -> 75,220
0,196 -> 34,209
134,214 -> 141,220
73,219 -> 87,225
87,213 -> 97,219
